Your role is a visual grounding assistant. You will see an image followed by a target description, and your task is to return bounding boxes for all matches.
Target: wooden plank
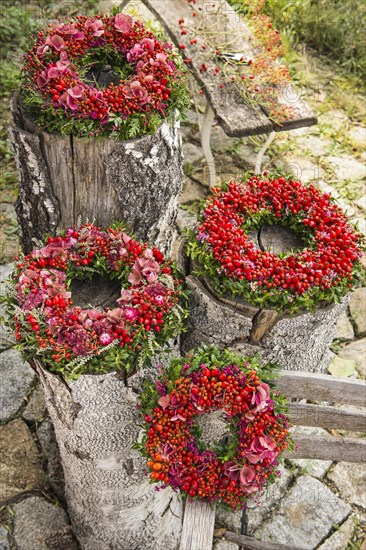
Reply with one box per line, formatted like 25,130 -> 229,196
276,371 -> 366,408
142,0 -> 316,135
143,0 -> 273,137
179,500 -> 216,550
288,403 -> 366,432
224,530 -> 306,550
285,434 -> 366,463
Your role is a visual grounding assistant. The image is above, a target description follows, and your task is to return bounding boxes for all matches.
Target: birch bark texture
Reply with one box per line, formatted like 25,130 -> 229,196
31,359 -> 183,550
178,243 -> 348,373
9,94 -> 183,255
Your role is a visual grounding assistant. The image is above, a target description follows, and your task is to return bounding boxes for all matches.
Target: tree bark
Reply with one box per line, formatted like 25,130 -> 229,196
31,358 -> 183,550
9,93 -> 183,255
178,243 -> 349,373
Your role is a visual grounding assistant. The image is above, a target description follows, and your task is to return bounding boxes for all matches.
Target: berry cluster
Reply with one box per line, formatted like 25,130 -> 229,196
137,347 -> 291,510
22,13 -> 189,138
4,224 -> 187,377
186,176 -> 363,313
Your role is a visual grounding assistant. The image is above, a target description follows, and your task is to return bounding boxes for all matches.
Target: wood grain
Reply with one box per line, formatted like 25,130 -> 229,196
286,433 -> 366,463
142,0 -> 316,135
276,371 -> 366,407
179,500 -> 216,550
287,402 -> 366,432
224,530 -> 306,550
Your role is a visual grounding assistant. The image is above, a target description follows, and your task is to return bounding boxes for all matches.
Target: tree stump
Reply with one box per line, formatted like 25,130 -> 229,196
179,227 -> 349,373
27,275 -> 183,549
32,360 -> 182,550
9,93 -> 183,255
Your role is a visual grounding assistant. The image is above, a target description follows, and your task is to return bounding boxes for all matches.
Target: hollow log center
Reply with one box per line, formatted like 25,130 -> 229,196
70,274 -> 121,309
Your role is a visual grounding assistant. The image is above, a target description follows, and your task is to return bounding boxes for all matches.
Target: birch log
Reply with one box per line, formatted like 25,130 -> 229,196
31,359 -> 183,550
178,238 -> 349,373
9,93 -> 183,255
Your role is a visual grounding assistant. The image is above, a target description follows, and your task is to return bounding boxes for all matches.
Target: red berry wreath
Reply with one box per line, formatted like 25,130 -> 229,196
137,347 -> 292,510
21,12 -> 190,139
3,224 -> 187,377
186,176 -> 363,313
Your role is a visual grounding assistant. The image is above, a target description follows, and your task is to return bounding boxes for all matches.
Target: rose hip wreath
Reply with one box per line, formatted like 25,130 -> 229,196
21,12 -> 190,139
3,224 -> 187,378
137,347 -> 292,510
186,176 -> 364,313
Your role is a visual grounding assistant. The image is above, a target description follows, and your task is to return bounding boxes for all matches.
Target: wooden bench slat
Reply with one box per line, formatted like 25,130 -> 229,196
143,0 -> 316,136
276,371 -> 366,408
288,402 -> 366,432
285,433 -> 366,463
224,530 -> 306,550
179,501 -> 216,550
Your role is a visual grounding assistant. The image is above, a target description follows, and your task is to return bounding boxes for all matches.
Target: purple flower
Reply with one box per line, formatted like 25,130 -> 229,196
99,332 -> 113,346
85,18 -> 104,37
45,34 -> 65,51
245,435 -> 278,465
114,13 -> 132,33
123,307 -> 138,322
123,80 -> 149,106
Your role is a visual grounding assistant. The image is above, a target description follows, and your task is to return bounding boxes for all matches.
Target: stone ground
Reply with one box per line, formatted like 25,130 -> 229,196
1,2 -> 366,548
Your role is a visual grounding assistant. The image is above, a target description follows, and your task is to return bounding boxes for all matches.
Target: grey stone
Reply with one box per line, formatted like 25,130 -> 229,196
279,155 -> 324,183
336,311 -> 355,341
318,513 -> 358,550
180,176 -> 206,204
22,385 -> 47,423
213,538 -> 238,550
37,420 -> 64,500
0,419 -> 44,502
326,155 -> 366,182
176,208 -> 197,234
289,458 -> 332,479
0,263 -> 13,281
337,338 -> 366,379
216,465 -> 292,534
0,349 -> 34,421
327,463 -> 366,510
318,110 -> 350,132
12,496 -> 74,550
183,142 -> 204,165
254,476 -> 352,549
296,135 -> 332,156
0,526 -> 9,550
233,143 -> 269,169
210,124 -> 234,152
349,288 -> 366,337
349,126 -> 366,149
328,355 -> 357,378
355,195 -> 366,211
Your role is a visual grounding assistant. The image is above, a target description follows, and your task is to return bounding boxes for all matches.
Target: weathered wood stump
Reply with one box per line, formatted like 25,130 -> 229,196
179,227 -> 349,373
9,93 -> 183,255
28,276 -> 183,549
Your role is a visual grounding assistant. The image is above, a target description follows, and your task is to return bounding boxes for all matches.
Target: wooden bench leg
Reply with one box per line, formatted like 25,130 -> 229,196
201,101 -> 217,188
119,0 -> 131,10
179,500 -> 216,550
255,130 -> 276,175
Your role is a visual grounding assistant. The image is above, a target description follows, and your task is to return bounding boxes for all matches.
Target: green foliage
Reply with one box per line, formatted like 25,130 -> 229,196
264,0 -> 366,81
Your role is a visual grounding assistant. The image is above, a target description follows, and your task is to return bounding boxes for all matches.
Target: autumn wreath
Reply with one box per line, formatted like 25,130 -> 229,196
21,10 -> 190,139
136,346 -> 292,510
2,224 -> 188,378
186,175 -> 364,313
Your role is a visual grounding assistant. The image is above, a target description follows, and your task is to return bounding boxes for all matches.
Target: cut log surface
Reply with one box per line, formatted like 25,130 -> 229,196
179,500 -> 216,550
32,359 -> 183,550
142,0 -> 317,136
10,93 -> 183,255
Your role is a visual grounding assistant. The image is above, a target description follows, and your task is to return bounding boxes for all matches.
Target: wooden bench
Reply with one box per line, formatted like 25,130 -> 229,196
120,0 -> 317,185
179,371 -> 366,550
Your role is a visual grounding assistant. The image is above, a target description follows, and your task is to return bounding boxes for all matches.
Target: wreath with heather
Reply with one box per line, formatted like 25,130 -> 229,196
2,224 -> 188,378
186,175 -> 364,313
136,346 -> 292,510
21,11 -> 190,139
